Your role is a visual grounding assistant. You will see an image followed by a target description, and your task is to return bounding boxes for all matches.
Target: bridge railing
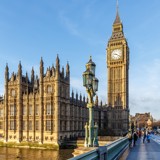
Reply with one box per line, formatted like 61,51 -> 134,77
68,137 -> 129,160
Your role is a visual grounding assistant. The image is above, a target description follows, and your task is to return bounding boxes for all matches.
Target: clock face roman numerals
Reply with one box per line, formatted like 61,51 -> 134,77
111,49 -> 122,60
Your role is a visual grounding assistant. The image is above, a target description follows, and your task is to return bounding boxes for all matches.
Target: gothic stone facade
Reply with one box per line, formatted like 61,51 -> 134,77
0,8 -> 130,145
131,113 -> 153,131
0,56 -> 106,146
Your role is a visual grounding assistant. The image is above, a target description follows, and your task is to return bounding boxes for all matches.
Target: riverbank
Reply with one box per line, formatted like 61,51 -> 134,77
0,141 -> 59,150
0,136 -> 121,150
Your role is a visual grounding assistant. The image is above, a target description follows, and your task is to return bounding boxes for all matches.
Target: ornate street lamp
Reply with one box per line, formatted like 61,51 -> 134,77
83,56 -> 99,147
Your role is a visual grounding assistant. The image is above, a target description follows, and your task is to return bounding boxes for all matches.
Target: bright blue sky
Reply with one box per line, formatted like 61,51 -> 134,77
0,0 -> 160,120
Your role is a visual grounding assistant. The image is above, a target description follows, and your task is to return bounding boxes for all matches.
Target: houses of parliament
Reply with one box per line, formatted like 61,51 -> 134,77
0,8 -> 129,146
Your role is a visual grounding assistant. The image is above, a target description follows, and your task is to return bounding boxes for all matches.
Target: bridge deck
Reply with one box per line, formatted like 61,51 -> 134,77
120,137 -> 160,160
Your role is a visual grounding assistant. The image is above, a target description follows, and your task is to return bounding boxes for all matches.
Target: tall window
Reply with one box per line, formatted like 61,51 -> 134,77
0,109 -> 3,117
0,122 -> 3,129
60,121 -> 62,131
29,105 -> 32,115
23,121 -> 26,130
11,89 -> 15,97
23,106 -> 26,115
118,123 -> 122,129
29,121 -> 32,130
46,120 -> 51,131
10,105 -> 16,116
47,85 -> 52,93
74,121 -> 76,130
35,120 -> 39,130
35,105 -> 39,115
10,120 -> 15,130
61,86 -> 64,97
65,121 -> 67,131
46,104 -> 51,115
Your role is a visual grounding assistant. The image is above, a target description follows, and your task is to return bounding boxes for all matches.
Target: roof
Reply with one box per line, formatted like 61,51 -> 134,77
113,10 -> 121,24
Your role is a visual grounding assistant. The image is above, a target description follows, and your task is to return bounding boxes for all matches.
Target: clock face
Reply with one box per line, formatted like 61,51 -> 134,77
111,49 -> 122,60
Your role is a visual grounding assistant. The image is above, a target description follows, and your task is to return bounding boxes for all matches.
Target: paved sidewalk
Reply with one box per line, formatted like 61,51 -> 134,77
120,138 -> 160,160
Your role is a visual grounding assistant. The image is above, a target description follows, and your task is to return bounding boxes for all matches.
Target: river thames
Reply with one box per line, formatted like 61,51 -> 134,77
0,147 -> 74,160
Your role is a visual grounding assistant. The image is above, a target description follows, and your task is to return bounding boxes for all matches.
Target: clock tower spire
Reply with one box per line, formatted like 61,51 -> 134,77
114,0 -> 121,24
106,2 -> 129,136
111,2 -> 124,40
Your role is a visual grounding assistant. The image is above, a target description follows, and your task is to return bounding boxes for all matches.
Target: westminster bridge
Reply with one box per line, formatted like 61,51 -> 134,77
69,134 -> 160,160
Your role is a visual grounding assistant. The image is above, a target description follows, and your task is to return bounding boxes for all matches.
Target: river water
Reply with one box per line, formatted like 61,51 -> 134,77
0,147 -> 74,160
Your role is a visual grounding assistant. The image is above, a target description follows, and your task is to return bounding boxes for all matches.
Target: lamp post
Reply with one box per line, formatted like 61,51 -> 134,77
83,56 -> 99,147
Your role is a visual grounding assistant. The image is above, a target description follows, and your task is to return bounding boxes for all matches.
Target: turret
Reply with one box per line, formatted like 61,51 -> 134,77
61,67 -> 64,78
39,57 -> 44,94
95,95 -> 99,106
76,92 -> 79,105
18,61 -> 22,79
71,90 -> 74,100
76,92 -> 78,100
39,57 -> 44,143
83,95 -> 86,104
4,64 -> 9,142
31,67 -> 34,84
26,72 -> 29,94
40,57 -> 44,78
66,61 -> 70,79
56,54 -> 60,75
26,72 -> 28,83
17,61 -> 22,142
80,93 -> 82,102
100,100 -> 103,107
54,55 -> 60,144
5,63 -> 9,84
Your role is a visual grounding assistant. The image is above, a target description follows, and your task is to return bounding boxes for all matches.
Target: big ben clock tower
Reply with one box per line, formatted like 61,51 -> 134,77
106,4 -> 129,136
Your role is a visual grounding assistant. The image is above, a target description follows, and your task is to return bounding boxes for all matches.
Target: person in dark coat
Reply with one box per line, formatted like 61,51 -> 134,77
143,130 -> 147,143
133,131 -> 138,146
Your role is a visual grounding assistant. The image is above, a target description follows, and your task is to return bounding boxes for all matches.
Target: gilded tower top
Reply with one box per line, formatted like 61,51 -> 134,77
110,1 -> 125,41
113,0 -> 121,24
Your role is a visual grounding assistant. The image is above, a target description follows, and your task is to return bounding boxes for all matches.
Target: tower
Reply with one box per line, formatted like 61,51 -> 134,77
106,3 -> 129,135
39,57 -> 44,144
4,63 -> 9,142
17,61 -> 22,142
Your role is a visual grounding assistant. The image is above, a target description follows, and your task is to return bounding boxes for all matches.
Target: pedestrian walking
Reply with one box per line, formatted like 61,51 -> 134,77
143,130 -> 147,143
133,131 -> 138,146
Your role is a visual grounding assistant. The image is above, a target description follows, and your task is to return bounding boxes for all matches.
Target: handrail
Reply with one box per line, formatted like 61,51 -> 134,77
68,137 -> 129,160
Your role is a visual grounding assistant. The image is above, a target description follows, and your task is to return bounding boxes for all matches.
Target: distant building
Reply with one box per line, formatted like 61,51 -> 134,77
131,112 -> 153,130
